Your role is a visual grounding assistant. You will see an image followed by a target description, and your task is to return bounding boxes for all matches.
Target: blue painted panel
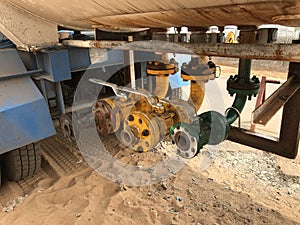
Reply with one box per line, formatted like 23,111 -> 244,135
68,48 -> 91,71
0,49 -> 27,77
0,77 -> 56,154
42,49 -> 72,82
107,50 -> 125,65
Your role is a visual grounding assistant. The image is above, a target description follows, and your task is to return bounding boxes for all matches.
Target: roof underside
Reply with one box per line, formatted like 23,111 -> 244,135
6,0 -> 300,29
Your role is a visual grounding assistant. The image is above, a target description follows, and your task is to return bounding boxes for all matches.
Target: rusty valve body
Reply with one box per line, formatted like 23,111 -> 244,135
91,56 -> 219,153
93,88 -> 195,152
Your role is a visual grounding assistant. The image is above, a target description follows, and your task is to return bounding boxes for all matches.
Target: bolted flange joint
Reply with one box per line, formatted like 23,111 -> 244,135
227,74 -> 260,100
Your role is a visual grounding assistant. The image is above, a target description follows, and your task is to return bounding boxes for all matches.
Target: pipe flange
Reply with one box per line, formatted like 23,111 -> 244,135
227,75 -> 260,97
120,127 -> 139,147
120,112 -> 161,152
170,126 -> 198,159
147,61 -> 178,76
181,58 -> 217,82
93,99 -> 114,134
60,114 -> 75,141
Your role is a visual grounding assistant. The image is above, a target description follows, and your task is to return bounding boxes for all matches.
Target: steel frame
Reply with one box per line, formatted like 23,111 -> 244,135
62,40 -> 300,62
250,76 -> 281,131
229,62 -> 300,159
252,76 -> 300,125
62,39 -> 300,159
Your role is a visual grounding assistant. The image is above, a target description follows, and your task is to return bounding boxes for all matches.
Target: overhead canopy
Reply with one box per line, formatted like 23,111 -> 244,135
5,0 -> 300,29
1,0 -> 300,48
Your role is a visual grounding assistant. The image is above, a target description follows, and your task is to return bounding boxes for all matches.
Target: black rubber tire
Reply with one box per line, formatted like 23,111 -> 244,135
3,143 -> 41,182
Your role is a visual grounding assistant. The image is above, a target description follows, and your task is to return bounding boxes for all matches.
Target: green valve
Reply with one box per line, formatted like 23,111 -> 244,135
170,59 -> 260,159
170,111 -> 230,159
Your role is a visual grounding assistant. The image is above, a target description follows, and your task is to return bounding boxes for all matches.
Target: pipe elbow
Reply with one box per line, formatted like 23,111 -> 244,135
189,81 -> 205,113
153,75 -> 169,99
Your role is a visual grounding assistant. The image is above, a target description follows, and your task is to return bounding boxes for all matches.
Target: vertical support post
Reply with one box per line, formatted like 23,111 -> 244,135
40,79 -> 49,105
128,36 -> 136,89
141,62 -> 147,89
55,81 -> 65,115
251,76 -> 267,131
279,62 -> 300,158
228,62 -> 300,159
123,36 -> 136,89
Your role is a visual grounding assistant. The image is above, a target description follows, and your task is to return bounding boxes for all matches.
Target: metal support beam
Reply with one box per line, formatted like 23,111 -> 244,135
279,62 -> 300,157
252,76 -> 300,125
62,40 -> 300,62
250,77 -> 281,131
123,36 -> 136,89
128,37 -> 136,89
40,79 -> 49,105
55,82 -> 65,115
0,69 -> 44,81
229,62 -> 300,159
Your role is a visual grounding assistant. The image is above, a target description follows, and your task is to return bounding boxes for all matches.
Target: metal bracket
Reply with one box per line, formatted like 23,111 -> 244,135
228,62 -> 300,159
252,76 -> 300,125
62,40 -> 300,62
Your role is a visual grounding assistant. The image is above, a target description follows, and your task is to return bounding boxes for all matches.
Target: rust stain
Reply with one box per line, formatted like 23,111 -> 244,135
275,46 -> 284,59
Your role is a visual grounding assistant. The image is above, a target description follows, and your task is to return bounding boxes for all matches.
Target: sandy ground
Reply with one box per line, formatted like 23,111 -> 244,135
0,67 -> 299,225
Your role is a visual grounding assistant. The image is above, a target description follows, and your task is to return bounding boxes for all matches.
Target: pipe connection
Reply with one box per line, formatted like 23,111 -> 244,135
171,59 -> 260,159
181,56 -> 220,112
146,53 -> 178,99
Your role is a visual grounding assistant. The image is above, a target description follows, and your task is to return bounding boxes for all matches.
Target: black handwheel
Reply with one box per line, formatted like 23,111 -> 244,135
3,143 -> 41,181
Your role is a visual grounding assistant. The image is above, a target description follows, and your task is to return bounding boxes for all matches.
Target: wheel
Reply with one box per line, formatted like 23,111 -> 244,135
3,143 -> 41,182
60,114 -> 76,141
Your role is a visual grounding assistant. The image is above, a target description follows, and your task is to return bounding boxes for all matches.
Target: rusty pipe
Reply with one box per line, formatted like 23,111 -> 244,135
153,75 -> 169,99
146,53 -> 178,99
154,53 -> 170,99
189,81 -> 205,112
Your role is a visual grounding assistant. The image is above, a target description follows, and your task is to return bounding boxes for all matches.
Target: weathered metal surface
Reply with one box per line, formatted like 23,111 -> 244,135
0,1 -> 58,50
251,76 -> 267,132
0,49 -> 55,154
37,49 -> 72,82
0,49 -> 26,76
68,48 -> 91,72
252,76 -> 300,125
229,62 -> 300,159
62,40 -> 126,49
0,83 -> 55,154
279,62 -> 300,158
0,69 -> 44,81
63,40 -> 300,62
5,0 -> 300,30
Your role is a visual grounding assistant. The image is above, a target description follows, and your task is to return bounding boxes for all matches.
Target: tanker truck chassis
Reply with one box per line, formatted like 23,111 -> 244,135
0,0 -> 299,184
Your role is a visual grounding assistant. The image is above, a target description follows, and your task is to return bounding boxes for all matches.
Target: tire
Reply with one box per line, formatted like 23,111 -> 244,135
3,143 -> 41,182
